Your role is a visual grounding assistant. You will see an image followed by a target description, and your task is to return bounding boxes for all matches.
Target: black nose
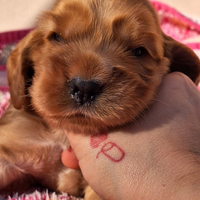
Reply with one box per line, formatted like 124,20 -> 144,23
69,78 -> 102,105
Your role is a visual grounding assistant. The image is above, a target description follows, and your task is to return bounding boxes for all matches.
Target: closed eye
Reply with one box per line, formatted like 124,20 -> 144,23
131,47 -> 144,57
50,32 -> 64,43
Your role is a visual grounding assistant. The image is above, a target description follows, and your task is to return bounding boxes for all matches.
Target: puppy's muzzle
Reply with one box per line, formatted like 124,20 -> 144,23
69,78 -> 102,105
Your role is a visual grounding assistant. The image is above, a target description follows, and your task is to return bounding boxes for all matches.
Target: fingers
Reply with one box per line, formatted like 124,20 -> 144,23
61,146 -> 79,169
157,72 -> 200,105
65,131 -> 92,163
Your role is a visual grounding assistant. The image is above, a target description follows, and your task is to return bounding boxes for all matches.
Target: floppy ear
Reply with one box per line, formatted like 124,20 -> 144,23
164,34 -> 200,85
6,30 -> 39,109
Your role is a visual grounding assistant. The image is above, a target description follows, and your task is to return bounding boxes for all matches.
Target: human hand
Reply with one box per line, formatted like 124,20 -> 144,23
62,72 -> 200,200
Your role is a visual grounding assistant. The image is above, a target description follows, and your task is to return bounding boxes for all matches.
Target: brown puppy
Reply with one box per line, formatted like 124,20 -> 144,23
1,0 -> 200,199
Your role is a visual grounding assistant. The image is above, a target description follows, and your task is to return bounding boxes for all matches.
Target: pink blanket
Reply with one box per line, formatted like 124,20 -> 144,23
0,1 -> 200,199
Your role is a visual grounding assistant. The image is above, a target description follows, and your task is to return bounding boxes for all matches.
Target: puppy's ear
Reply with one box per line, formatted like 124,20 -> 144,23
164,34 -> 200,85
7,30 -> 39,109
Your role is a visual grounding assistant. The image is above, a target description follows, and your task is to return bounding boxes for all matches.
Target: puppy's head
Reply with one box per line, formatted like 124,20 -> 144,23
7,0 -> 200,134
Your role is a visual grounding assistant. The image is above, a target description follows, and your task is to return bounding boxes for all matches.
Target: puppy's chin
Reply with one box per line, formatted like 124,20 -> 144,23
42,115 -> 111,135
35,113 -> 135,135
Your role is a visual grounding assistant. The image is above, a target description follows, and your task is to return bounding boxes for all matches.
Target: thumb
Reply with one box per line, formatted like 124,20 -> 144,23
62,132 -> 95,170
61,146 -> 79,169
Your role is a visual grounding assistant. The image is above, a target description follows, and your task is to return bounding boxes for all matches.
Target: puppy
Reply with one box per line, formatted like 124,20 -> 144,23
1,0 -> 200,199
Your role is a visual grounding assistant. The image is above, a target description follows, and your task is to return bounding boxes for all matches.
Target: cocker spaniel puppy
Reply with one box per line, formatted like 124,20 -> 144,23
1,0 -> 200,199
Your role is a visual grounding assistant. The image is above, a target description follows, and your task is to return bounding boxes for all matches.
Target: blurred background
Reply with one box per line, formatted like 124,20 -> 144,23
0,0 -> 200,33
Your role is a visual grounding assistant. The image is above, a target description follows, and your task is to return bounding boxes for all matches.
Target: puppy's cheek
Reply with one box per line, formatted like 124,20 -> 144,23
30,70 -> 69,112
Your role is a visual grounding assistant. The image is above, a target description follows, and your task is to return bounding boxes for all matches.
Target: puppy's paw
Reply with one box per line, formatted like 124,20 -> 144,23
84,186 -> 102,200
57,169 -> 87,197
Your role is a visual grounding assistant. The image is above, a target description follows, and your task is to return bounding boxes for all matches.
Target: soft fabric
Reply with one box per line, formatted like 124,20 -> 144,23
2,190 -> 83,200
0,1 -> 200,199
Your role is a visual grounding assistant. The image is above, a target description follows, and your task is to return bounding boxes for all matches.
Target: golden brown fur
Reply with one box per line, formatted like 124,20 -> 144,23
0,104 -> 87,196
1,0 -> 200,199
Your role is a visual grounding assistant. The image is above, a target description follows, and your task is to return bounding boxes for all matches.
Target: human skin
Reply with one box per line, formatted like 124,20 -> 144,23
62,72 -> 200,200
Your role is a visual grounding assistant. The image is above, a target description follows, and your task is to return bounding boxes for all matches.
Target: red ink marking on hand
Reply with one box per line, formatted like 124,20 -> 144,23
96,142 -> 125,163
90,134 -> 108,148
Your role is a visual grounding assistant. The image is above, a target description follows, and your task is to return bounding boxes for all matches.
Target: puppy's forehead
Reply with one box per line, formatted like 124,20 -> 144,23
45,0 -> 160,35
40,0 -> 163,59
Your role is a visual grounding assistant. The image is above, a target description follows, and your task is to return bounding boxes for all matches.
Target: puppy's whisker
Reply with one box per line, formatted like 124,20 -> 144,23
153,98 -> 170,107
136,98 -> 149,112
136,103 -> 148,119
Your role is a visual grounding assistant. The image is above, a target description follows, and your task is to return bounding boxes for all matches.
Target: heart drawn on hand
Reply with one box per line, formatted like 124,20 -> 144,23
90,134 -> 108,149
